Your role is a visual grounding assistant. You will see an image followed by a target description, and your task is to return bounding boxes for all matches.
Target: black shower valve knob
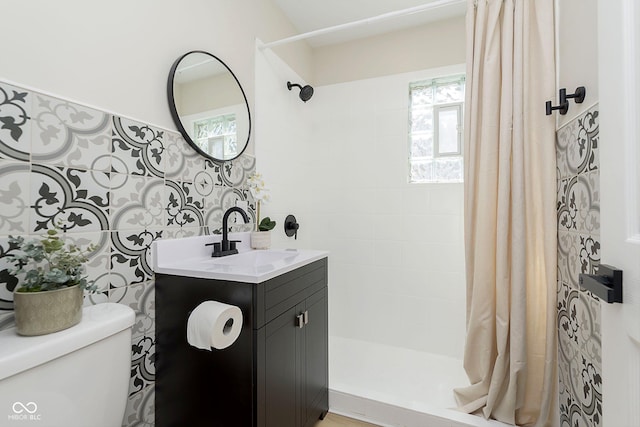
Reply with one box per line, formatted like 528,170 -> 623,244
284,214 -> 299,239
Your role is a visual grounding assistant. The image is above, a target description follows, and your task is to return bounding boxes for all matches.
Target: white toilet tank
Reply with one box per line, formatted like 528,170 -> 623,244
0,303 -> 135,427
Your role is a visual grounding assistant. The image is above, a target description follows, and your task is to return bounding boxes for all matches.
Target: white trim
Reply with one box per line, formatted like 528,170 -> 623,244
622,0 -> 640,243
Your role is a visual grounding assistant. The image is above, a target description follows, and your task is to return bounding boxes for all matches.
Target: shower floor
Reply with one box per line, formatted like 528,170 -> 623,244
328,336 -> 510,427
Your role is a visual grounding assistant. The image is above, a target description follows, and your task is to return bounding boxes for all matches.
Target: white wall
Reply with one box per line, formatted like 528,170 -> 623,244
313,15 -> 466,86
555,0 -> 599,128
256,49 -> 467,358
0,0 -> 313,150
254,43 -> 317,251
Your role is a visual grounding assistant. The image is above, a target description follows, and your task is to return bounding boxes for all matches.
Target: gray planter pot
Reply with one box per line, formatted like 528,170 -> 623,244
13,285 -> 83,336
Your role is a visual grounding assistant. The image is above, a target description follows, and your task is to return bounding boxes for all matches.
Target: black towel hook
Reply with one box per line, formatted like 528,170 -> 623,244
545,86 -> 586,116
545,99 -> 568,115
561,86 -> 586,105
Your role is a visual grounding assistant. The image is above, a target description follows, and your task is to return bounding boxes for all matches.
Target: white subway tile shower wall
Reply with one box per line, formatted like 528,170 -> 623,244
0,80 -> 256,426
256,60 -> 467,359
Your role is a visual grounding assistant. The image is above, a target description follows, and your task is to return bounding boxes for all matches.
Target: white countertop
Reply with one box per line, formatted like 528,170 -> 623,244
152,233 -> 328,283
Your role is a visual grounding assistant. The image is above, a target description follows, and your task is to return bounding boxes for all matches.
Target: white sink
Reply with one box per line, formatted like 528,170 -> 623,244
152,233 -> 328,283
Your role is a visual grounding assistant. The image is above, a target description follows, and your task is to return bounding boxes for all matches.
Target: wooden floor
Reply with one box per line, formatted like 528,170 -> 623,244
314,413 -> 380,427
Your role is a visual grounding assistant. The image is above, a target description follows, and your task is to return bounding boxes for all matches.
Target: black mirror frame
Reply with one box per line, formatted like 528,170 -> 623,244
167,50 -> 252,162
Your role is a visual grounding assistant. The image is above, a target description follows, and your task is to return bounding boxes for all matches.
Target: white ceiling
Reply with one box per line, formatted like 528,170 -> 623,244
272,0 -> 466,47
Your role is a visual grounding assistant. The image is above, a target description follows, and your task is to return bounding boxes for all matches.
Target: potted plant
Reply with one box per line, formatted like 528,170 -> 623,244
8,226 -> 97,336
247,172 -> 276,249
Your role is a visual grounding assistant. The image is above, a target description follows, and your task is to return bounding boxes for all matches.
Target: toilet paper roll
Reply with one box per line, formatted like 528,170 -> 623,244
186,301 -> 243,350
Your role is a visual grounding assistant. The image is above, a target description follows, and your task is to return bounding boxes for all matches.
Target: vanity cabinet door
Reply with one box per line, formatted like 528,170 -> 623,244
264,303 -> 304,427
263,289 -> 328,427
302,288 -> 329,427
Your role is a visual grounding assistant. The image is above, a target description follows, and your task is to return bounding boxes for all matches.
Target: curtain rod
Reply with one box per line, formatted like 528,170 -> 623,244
259,0 -> 466,50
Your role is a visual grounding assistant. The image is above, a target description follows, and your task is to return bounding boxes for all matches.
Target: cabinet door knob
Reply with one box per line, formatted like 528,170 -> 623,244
303,310 -> 309,325
296,314 -> 305,328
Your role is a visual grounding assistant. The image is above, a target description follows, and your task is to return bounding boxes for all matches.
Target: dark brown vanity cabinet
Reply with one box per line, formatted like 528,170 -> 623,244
260,285 -> 328,427
156,257 -> 328,427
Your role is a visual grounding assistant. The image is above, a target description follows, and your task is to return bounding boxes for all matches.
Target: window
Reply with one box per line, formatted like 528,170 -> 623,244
409,76 -> 465,183
193,114 -> 237,159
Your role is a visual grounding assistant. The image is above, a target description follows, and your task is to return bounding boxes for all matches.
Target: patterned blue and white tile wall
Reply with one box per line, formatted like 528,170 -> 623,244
0,81 -> 256,426
556,104 -> 602,427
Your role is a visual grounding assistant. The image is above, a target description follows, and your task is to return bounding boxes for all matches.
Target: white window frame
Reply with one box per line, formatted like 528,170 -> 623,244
408,75 -> 465,184
433,103 -> 463,157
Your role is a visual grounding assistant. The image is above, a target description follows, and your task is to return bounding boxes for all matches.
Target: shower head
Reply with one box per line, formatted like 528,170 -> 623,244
287,81 -> 314,102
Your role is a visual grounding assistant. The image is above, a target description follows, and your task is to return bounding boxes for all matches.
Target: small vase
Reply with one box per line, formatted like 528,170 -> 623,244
13,285 -> 83,336
250,231 -> 271,249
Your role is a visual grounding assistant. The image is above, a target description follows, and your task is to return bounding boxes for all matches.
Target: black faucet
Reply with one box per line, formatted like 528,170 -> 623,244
208,206 -> 250,257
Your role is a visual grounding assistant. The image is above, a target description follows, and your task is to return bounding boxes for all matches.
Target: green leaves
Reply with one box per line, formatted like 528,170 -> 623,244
258,217 -> 276,232
41,230 -> 64,254
7,224 -> 97,293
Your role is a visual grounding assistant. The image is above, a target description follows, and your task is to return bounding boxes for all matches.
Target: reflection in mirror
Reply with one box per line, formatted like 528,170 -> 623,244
168,51 -> 251,161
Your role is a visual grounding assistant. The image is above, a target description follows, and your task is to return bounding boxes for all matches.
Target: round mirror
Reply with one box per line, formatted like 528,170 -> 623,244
168,51 -> 251,161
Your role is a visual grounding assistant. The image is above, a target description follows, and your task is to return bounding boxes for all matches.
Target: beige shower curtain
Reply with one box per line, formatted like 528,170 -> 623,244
454,0 -> 557,426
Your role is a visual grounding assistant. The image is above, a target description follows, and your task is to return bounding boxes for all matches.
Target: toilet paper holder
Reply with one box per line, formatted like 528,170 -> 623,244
186,301 -> 243,350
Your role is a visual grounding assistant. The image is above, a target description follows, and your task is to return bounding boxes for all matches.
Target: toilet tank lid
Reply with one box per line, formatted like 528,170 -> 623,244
0,303 -> 135,381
